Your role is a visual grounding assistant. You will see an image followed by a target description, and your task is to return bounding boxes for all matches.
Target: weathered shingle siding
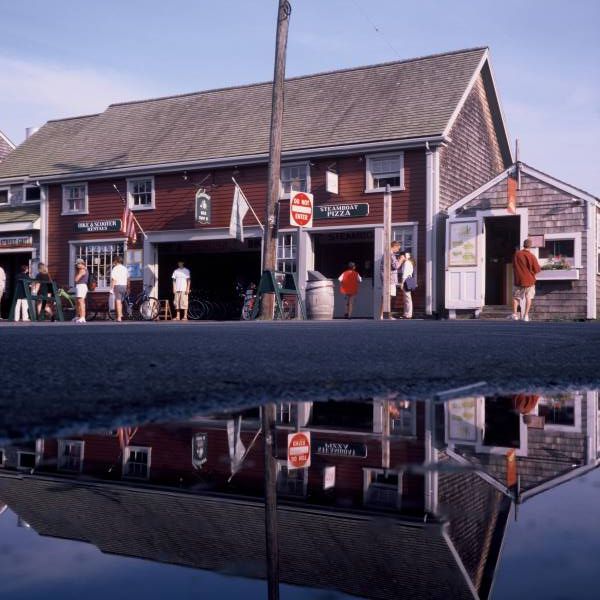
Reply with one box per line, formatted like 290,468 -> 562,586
462,172 -> 589,320
439,73 -> 506,210
0,135 -> 13,162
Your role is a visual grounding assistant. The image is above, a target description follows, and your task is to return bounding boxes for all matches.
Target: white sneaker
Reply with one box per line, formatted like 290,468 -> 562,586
522,315 -> 530,322
507,314 -> 519,321
76,317 -> 86,323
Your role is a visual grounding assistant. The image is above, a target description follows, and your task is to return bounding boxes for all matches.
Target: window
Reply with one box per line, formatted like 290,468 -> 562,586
277,403 -> 295,424
393,224 -> 418,276
277,232 -> 297,273
126,249 -> 143,280
276,461 -> 307,497
389,400 -> 417,437
0,188 -> 9,205
538,233 -> 581,268
0,449 -> 5,467
280,163 -> 309,198
363,469 -> 402,509
123,446 -> 151,479
58,440 -> 84,472
127,177 -> 154,210
74,242 -> 125,291
366,153 -> 404,192
17,452 -> 36,470
62,183 -> 88,214
24,185 -> 41,203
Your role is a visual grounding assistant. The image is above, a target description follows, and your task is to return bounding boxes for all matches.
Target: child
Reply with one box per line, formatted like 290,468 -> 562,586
338,262 -> 362,319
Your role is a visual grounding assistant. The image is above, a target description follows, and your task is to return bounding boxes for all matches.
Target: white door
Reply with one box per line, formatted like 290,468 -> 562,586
445,216 -> 484,309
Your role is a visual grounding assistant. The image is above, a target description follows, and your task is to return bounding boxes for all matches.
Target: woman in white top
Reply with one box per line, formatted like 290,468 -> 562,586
399,252 -> 414,319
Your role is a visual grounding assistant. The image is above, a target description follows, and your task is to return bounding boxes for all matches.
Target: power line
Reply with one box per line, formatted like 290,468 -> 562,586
349,0 -> 401,59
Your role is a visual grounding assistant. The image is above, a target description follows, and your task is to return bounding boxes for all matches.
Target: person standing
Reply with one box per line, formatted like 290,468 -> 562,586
110,256 -> 130,322
0,264 -> 5,319
338,262 -> 363,319
399,252 -> 414,319
34,263 -> 54,319
380,240 -> 404,319
172,260 -> 191,321
74,258 -> 89,323
511,238 -> 541,322
13,264 -> 31,322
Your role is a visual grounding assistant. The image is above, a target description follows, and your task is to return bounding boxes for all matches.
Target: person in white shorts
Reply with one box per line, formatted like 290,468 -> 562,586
110,256 -> 130,322
74,258 -> 89,323
172,261 -> 191,320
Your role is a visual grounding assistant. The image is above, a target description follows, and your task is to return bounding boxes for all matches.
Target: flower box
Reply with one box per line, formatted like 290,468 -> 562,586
537,268 -> 579,281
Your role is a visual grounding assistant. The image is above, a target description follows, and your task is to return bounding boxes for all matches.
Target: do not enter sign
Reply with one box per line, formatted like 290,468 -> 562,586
287,431 -> 311,470
290,191 -> 314,228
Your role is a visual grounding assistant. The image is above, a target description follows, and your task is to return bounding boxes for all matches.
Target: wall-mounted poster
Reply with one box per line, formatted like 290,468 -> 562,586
448,220 -> 478,266
447,397 -> 479,442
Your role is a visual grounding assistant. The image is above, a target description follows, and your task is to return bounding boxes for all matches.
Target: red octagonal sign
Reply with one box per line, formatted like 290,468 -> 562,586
287,431 -> 311,470
290,191 -> 314,228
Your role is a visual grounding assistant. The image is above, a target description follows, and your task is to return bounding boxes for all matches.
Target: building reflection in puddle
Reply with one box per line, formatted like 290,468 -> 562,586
0,390 -> 598,600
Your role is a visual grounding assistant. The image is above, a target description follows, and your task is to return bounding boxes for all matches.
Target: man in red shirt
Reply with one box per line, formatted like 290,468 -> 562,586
511,238 -> 541,322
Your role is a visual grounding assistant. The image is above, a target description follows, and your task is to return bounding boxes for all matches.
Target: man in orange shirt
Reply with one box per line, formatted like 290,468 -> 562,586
511,238 -> 541,322
338,262 -> 362,319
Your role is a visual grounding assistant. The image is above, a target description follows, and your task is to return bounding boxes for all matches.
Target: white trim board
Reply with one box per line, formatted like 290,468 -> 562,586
0,220 -> 40,232
0,130 -> 15,150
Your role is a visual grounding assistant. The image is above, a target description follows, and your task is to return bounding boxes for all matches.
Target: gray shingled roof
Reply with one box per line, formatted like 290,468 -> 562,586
0,47 -> 488,181
0,205 -> 40,224
0,475 -> 477,600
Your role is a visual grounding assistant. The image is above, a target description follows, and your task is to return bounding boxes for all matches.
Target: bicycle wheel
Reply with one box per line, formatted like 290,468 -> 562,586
85,310 -> 97,321
106,303 -> 117,320
139,297 -> 160,321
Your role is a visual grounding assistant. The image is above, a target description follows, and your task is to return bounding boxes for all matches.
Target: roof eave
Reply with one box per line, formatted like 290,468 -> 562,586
0,135 -> 448,185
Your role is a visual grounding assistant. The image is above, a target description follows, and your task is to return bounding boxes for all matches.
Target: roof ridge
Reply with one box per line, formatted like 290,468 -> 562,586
46,113 -> 101,124
109,46 -> 489,109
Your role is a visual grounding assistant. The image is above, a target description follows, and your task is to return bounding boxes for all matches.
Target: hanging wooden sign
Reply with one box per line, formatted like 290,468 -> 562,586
314,203 -> 369,220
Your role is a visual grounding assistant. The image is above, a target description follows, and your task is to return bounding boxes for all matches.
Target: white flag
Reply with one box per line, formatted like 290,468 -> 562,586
229,184 -> 250,242
227,416 -> 246,476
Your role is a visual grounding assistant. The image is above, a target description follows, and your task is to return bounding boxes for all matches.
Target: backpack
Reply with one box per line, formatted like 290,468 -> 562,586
88,271 -> 97,291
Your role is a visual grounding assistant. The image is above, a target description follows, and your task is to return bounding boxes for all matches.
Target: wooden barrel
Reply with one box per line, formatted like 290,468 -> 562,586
305,280 -> 334,320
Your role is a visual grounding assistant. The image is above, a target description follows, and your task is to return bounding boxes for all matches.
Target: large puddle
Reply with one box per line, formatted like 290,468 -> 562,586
1,390 -> 599,599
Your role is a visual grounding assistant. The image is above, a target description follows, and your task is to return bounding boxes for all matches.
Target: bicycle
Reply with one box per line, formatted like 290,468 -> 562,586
56,287 -> 99,321
107,287 -> 160,321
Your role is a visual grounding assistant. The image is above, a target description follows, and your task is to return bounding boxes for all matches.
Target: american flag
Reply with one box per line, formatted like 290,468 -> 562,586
120,204 -> 137,244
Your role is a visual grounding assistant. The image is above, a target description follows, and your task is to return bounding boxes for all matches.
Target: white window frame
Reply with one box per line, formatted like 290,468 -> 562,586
69,239 -> 126,291
57,439 -> 85,472
276,232 -> 297,273
365,152 -> 405,193
363,468 -> 403,509
127,176 -> 155,211
17,451 -> 38,471
23,184 -> 42,204
0,186 -> 10,206
62,183 -> 88,215
538,232 -> 582,269
122,445 -> 151,480
276,459 -> 308,497
532,394 -> 582,433
280,162 -> 310,199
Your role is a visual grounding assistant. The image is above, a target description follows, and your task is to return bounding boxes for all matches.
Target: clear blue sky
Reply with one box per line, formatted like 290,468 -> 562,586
1,0 -> 598,194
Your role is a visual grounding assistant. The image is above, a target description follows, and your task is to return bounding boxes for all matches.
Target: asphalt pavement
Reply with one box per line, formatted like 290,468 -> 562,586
0,319 -> 599,441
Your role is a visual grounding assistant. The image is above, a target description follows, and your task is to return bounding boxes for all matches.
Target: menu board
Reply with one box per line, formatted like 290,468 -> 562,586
448,220 -> 478,266
447,397 -> 479,442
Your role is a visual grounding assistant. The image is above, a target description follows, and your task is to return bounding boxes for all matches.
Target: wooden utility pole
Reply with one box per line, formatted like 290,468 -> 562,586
381,184 -> 392,319
262,402 -> 280,600
261,0 -> 292,319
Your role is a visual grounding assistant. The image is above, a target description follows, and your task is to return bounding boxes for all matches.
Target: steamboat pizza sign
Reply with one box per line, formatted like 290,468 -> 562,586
314,203 -> 369,220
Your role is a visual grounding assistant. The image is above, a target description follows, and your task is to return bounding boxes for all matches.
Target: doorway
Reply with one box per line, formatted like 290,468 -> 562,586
484,216 -> 520,306
312,230 -> 374,318
0,252 -> 31,318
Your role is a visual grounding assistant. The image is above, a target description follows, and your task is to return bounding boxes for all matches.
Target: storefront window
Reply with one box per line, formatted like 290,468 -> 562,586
277,232 -> 297,273
24,185 -> 41,203
539,239 -> 575,266
126,249 -> 143,280
392,225 -> 416,261
280,163 -> 309,197
75,242 -> 125,290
